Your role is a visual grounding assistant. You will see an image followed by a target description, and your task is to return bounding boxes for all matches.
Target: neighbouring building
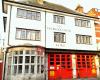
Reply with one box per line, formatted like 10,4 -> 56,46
3,0 -> 99,80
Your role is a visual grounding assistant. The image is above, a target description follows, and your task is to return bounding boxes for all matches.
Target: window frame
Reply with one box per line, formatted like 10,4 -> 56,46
7,50 -> 44,75
16,28 -> 41,41
53,15 -> 65,24
17,8 -> 41,21
54,32 -> 66,43
76,34 -> 92,44
75,18 -> 91,28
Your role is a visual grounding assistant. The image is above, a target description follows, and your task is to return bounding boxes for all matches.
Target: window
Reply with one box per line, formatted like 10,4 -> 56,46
54,32 -> 66,43
3,17 -> 7,32
53,15 -> 65,24
17,8 -> 41,21
76,34 -> 92,44
16,28 -> 41,41
7,49 -> 44,76
75,18 -> 90,27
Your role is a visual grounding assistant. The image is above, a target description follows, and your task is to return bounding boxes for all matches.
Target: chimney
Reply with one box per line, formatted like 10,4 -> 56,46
36,0 -> 43,4
75,5 -> 84,13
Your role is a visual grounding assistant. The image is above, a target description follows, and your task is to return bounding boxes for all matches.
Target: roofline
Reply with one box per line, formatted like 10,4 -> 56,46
4,0 -> 99,19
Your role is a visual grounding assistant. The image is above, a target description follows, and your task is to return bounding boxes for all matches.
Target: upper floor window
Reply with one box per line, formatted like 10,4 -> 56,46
16,28 -> 41,41
17,8 -> 41,21
76,34 -> 92,44
54,32 -> 66,43
75,18 -> 90,27
53,15 -> 65,24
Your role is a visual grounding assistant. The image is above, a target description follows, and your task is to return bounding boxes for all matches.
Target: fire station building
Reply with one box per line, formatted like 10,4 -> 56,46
3,0 -> 99,80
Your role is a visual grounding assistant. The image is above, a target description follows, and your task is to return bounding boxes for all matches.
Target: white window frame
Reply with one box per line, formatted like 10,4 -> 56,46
75,18 -> 90,28
7,49 -> 44,76
76,34 -> 92,44
17,8 -> 41,21
54,32 -> 66,43
53,15 -> 65,24
16,28 -> 41,41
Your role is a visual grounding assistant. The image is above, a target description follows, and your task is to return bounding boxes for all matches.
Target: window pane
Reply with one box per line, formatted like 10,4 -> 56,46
41,65 -> 44,73
14,65 -> 17,75
37,56 -> 40,63
82,20 -> 87,27
41,57 -> 43,64
19,51 -> 23,54
26,50 -> 30,54
21,30 -> 26,39
16,29 -> 21,39
54,15 -> 58,23
18,65 -> 22,73
19,56 -> 23,63
25,56 -> 30,63
26,30 -> 31,40
31,65 -> 34,73
22,10 -> 27,18
31,50 -> 35,54
32,11 -> 36,20
25,65 -> 29,73
14,56 -> 17,64
37,65 -> 40,73
15,51 -> 18,55
36,12 -> 41,20
30,31 -> 35,40
26,10 -> 32,19
35,31 -> 40,40
31,56 -> 35,63
17,9 -> 24,18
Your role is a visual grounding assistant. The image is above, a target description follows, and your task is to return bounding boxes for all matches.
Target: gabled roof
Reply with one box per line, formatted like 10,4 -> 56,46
4,0 -> 97,19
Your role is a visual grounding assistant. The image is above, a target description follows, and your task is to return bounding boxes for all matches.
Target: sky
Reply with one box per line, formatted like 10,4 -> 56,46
45,0 -> 100,13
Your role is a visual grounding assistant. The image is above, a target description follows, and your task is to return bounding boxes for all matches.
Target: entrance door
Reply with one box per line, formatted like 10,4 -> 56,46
76,55 -> 97,78
48,54 -> 72,80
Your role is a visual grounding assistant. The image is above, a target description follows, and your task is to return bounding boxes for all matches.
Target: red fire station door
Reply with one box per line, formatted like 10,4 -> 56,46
76,55 -> 97,78
48,54 -> 72,80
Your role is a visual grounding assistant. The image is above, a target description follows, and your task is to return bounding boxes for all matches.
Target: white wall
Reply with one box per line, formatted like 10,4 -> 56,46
0,0 -> 4,48
7,6 -> 45,47
46,12 -> 97,50
6,3 -> 97,51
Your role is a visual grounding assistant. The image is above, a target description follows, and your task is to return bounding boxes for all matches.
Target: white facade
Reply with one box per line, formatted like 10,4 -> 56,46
5,5 -> 45,47
46,11 -> 97,51
0,0 -> 4,48
5,3 -> 97,51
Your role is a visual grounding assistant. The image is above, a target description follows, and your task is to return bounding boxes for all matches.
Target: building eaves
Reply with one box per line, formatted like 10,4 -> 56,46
4,0 -> 98,19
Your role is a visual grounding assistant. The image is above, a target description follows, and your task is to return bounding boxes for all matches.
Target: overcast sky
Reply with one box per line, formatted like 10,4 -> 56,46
45,0 -> 100,13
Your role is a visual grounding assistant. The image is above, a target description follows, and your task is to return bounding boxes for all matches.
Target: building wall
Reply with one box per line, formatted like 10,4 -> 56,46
46,11 -> 97,50
5,5 -> 45,47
